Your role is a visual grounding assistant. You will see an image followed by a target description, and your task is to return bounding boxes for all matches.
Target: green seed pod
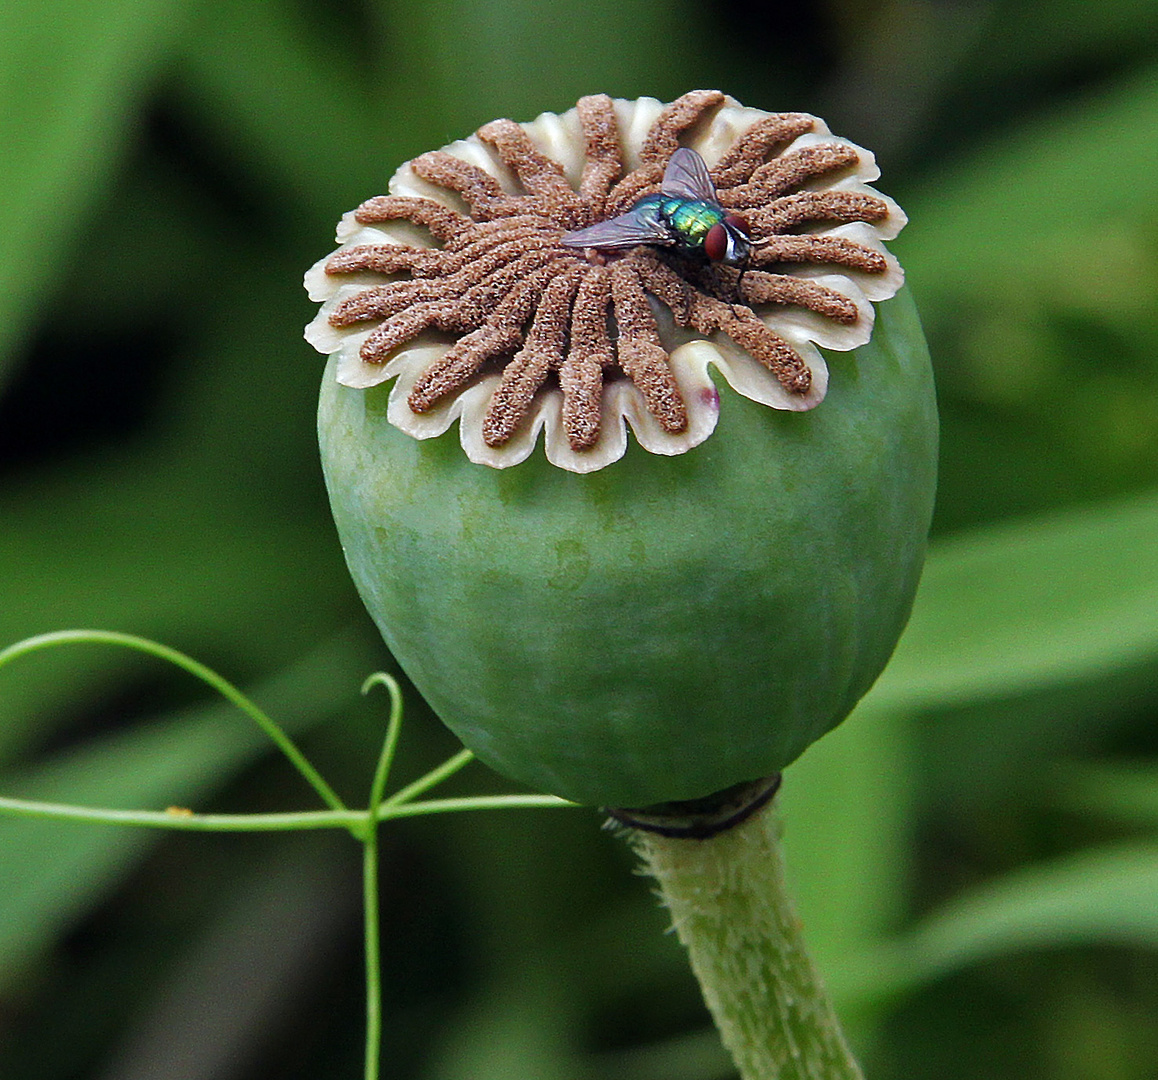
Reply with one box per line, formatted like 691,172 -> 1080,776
308,92 -> 937,807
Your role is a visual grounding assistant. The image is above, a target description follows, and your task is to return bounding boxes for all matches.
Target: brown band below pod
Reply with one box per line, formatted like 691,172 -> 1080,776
605,774 -> 782,839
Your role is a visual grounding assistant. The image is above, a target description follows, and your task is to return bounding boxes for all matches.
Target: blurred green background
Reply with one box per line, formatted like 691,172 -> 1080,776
2,0 -> 1158,1077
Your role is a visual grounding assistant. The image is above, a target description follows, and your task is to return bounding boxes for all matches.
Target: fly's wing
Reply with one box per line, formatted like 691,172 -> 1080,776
560,198 -> 673,251
660,147 -> 718,202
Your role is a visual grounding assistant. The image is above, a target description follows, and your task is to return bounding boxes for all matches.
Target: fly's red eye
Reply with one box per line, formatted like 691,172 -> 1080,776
705,222 -> 728,262
724,213 -> 751,237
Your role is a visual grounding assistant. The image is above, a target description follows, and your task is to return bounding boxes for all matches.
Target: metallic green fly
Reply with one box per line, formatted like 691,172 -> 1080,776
561,147 -> 752,266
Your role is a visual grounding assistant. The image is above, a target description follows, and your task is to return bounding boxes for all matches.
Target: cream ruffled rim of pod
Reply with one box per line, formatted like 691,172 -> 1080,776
305,94 -> 906,473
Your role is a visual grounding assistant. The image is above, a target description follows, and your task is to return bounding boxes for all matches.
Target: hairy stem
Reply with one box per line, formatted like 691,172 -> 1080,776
631,799 -> 863,1080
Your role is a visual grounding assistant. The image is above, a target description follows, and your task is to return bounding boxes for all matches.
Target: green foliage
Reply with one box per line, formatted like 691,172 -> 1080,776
783,491 -> 1158,1004
0,633 -> 364,987
0,0 -> 190,387
1,0 -> 1156,1077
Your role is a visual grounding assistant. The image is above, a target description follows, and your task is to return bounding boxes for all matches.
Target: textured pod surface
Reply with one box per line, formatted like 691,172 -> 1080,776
319,288 -> 937,807
306,92 -> 907,472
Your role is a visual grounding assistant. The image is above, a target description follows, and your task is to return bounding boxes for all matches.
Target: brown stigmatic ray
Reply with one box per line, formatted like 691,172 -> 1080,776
575,96 -> 623,218
323,91 -> 896,455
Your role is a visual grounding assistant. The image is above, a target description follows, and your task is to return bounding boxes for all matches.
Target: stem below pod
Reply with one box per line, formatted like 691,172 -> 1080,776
627,793 -> 863,1080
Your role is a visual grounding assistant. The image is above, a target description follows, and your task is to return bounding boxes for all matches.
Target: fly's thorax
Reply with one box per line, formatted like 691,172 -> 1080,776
659,197 -> 727,252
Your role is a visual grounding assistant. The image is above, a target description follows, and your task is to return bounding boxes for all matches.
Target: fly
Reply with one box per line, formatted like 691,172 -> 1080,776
561,147 -> 752,267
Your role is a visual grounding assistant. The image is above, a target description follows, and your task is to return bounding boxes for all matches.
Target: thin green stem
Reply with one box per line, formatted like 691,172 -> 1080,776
0,632 -> 578,1080
360,673 -> 405,1080
364,672 -> 405,818
380,793 -> 574,819
383,747 -> 476,807
0,630 -> 348,814
0,793 -> 572,831
363,806 -> 383,1080
0,795 -> 362,831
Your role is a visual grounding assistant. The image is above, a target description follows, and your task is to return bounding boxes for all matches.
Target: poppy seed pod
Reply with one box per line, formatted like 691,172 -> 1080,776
308,92 -> 937,807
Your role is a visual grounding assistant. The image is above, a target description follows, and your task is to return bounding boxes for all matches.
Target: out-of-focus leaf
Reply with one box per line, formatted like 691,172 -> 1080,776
379,0 -> 706,146
911,667 -> 1158,812
899,60 -> 1158,318
173,0 -> 387,233
842,844 -> 1158,1007
868,489 -> 1158,713
0,0 -> 192,388
426,960 -> 577,1080
781,705 -> 914,975
96,838 -> 356,1080
0,451 -> 355,759
779,704 -> 917,1055
0,630 -> 371,990
0,260 -> 362,760
958,0 -> 1158,90
590,1027 -> 734,1080
1057,761 -> 1158,829
787,489 -> 1158,1016
898,58 -> 1158,532
792,489 -> 1158,1009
